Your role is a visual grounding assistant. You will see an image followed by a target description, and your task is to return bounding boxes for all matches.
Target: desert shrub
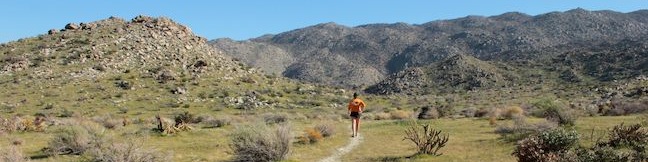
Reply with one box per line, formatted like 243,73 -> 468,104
573,145 -> 633,162
202,116 -> 232,128
315,123 -> 335,137
435,104 -> 455,118
403,121 -> 449,156
264,113 -> 288,124
488,108 -> 501,125
46,122 -> 106,156
546,107 -> 577,127
513,136 -> 562,162
83,140 -> 170,162
374,112 -> 391,120
573,123 -> 648,161
417,106 -> 439,119
511,123 -> 647,161
489,116 -> 497,126
390,110 -> 412,120
503,106 -> 524,119
605,123 -> 647,151
512,128 -> 579,162
229,123 -> 291,162
537,128 -> 579,151
114,80 -> 131,90
1,144 -> 28,162
92,116 -> 122,130
460,107 -> 477,118
59,109 -> 77,118
605,100 -> 648,116
474,108 -> 490,118
496,117 -> 557,142
531,98 -> 576,126
174,111 -> 200,125
299,128 -> 324,144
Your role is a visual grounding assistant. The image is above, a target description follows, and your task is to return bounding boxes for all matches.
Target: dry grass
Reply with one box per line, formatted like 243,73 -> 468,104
315,123 -> 336,137
0,114 -> 641,162
1,143 -> 29,162
229,123 -> 291,162
503,106 -> 524,119
390,110 -> 413,120
298,128 -> 324,144
342,115 -> 641,162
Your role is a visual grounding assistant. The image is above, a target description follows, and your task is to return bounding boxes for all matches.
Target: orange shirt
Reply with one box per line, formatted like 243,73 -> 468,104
348,98 -> 366,112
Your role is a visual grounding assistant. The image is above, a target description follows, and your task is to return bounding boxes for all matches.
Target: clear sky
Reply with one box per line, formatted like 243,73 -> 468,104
1,0 -> 647,43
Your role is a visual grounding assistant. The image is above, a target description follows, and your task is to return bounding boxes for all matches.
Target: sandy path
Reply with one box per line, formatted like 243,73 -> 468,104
318,134 -> 364,162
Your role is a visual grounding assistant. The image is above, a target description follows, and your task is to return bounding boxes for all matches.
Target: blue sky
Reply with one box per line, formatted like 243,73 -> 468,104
1,0 -> 647,43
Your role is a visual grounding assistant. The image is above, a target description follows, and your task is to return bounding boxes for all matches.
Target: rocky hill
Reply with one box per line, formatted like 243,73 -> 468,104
210,8 -> 648,94
0,16 -> 342,116
366,54 -> 519,95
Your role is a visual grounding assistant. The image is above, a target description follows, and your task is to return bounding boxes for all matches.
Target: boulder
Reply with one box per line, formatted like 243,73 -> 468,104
132,15 -> 153,23
80,23 -> 96,30
64,23 -> 80,30
48,29 -> 58,35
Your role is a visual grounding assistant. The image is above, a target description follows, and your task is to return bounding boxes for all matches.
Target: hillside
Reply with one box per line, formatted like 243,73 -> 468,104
0,15 -> 342,117
210,9 -> 648,94
366,54 -> 519,95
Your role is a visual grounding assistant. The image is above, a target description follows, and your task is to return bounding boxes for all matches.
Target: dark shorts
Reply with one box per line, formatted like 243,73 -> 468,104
350,112 -> 361,119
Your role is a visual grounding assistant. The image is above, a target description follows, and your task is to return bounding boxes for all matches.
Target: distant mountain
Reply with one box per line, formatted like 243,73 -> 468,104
210,9 -> 648,94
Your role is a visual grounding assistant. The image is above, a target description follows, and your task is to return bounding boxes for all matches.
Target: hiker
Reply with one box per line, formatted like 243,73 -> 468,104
348,92 -> 365,137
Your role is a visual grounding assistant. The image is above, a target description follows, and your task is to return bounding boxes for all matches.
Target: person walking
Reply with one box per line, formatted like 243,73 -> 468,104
348,92 -> 365,137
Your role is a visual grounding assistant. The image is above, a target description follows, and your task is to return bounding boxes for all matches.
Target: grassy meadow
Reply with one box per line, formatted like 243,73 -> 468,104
1,111 -> 643,161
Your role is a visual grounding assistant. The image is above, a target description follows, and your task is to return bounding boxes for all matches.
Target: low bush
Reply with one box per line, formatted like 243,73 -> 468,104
174,111 -> 200,126
474,108 -> 490,118
390,110 -> 412,120
83,140 -> 171,162
502,106 -> 524,119
1,139 -> 28,162
495,117 -> 557,142
460,107 -> 477,117
315,123 -> 335,137
92,116 -> 122,130
530,98 -> 577,126
403,121 -> 449,156
1,144 -> 28,162
59,109 -> 77,118
436,104 -> 455,118
512,123 -> 647,161
229,123 -> 291,162
202,116 -> 231,128
605,99 -> 648,116
512,128 -> 579,162
46,122 -> 106,156
374,112 -> 391,120
264,113 -> 288,124
299,128 -> 324,144
605,123 -> 647,151
417,106 -> 439,119
573,145 -> 634,162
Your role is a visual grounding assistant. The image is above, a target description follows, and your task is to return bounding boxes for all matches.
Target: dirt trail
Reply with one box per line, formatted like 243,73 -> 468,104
318,134 -> 364,162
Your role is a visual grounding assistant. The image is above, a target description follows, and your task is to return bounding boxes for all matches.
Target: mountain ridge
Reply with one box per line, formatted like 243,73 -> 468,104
210,9 -> 648,94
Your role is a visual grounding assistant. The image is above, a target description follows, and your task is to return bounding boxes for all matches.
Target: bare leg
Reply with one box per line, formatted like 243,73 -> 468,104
351,119 -> 356,137
355,118 -> 360,136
